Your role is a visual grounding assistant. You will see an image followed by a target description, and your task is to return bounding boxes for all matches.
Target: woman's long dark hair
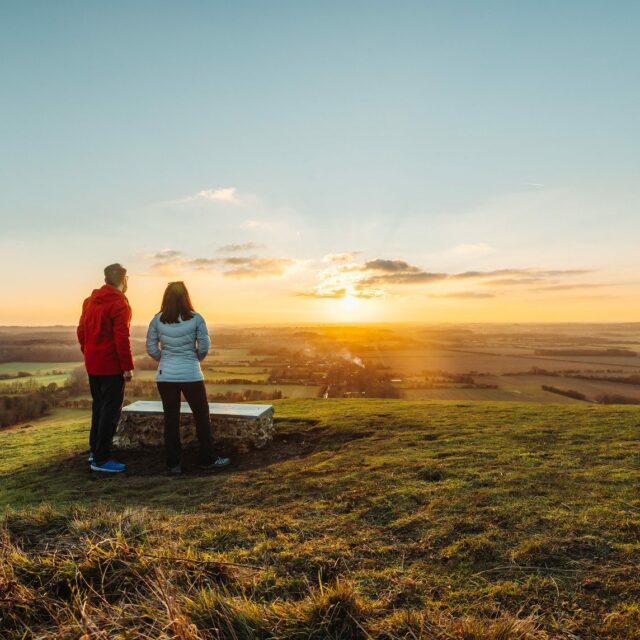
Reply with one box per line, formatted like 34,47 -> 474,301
160,281 -> 196,324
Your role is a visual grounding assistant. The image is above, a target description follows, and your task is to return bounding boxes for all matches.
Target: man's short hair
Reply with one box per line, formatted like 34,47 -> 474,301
104,263 -> 127,287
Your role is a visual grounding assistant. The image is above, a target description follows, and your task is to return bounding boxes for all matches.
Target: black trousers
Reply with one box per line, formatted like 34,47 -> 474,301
89,374 -> 125,465
157,380 -> 214,467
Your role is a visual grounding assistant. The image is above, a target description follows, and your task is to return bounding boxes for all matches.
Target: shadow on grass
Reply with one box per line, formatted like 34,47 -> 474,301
1,417 -> 377,507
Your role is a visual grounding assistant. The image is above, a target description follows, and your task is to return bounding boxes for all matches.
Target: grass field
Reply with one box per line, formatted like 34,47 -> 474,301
360,348 -> 640,375
135,370 -> 272,383
0,362 -> 81,391
208,348 -> 256,363
203,383 -> 320,398
0,373 -> 71,390
1,399 -> 639,638
0,362 -> 81,375
400,386 -> 582,403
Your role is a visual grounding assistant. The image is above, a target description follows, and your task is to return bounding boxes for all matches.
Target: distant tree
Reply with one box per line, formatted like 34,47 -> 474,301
541,385 -> 589,401
0,391 -> 53,428
65,366 -> 89,393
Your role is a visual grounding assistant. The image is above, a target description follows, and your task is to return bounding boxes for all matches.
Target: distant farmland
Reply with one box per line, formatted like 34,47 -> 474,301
361,347 -> 640,375
3,324 -> 640,405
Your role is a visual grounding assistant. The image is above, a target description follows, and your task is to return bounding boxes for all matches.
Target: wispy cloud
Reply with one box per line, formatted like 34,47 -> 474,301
537,270 -> 591,277
217,242 -> 265,253
354,259 -> 447,288
358,272 -> 448,286
302,257 -> 442,300
362,259 -> 421,273
322,252 -> 362,263
145,249 -> 294,279
449,269 -> 523,280
297,287 -> 381,300
430,291 -> 496,299
533,283 -> 607,292
187,258 -> 219,270
146,249 -> 186,271
218,256 -> 295,278
147,248 -> 601,302
482,277 -> 549,286
302,256 -> 595,301
191,187 -> 240,204
145,249 -> 184,261
296,287 -> 347,299
157,186 -> 250,208
452,268 -> 590,281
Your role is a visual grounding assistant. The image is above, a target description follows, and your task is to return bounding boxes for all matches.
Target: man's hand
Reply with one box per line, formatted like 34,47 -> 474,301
123,371 -> 133,383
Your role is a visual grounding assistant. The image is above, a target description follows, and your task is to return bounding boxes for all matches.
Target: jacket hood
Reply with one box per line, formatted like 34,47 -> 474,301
89,284 -> 126,304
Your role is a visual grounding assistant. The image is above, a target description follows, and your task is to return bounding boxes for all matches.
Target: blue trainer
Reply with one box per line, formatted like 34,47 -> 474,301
200,456 -> 231,470
90,460 -> 126,473
88,451 -> 94,463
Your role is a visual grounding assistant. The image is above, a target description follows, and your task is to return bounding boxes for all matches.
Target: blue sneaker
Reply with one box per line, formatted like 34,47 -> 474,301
200,456 -> 231,470
88,451 -> 94,463
90,460 -> 126,473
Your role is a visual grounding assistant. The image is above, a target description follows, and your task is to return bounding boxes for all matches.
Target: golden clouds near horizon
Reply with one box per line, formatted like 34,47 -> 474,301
3,246 -> 638,325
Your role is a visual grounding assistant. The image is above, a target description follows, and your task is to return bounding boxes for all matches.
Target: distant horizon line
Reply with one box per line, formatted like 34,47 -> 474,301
2,321 -> 640,329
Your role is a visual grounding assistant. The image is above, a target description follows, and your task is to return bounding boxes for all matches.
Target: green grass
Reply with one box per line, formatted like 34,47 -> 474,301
1,399 -> 639,638
208,348 -> 254,362
0,373 -> 72,390
0,362 -> 80,375
204,383 -> 320,398
0,362 -> 80,391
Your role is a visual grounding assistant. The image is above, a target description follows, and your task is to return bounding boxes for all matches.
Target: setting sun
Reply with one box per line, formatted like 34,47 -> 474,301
341,294 -> 360,312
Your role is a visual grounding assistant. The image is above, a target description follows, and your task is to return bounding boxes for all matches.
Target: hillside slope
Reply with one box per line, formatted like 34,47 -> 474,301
1,400 -> 639,639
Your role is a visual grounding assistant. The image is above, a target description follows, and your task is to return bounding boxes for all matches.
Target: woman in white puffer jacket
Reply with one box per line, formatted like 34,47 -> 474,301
146,281 -> 230,473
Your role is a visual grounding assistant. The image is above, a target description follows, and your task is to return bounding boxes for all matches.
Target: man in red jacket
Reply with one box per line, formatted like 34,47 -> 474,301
77,263 -> 134,473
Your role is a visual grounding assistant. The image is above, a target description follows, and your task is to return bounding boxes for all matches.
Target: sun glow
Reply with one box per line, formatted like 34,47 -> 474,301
318,291 -> 380,323
341,294 -> 360,312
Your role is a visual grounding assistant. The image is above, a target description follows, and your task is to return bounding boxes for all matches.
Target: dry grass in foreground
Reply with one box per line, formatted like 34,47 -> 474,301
1,399 -> 639,638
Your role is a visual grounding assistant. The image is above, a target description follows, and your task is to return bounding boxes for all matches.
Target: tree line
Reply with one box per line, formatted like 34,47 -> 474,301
0,390 -> 56,428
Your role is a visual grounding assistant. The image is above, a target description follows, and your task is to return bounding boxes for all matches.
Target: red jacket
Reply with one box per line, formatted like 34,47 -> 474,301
77,285 -> 134,375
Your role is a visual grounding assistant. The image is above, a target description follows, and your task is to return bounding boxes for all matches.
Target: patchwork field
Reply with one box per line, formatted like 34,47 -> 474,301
3,323 -> 640,405
361,347 -> 640,375
400,385 -> 579,403
0,362 -> 81,375
1,399 -> 639,638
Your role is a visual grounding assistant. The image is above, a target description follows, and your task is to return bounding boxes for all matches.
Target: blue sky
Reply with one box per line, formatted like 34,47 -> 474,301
1,1 -> 638,324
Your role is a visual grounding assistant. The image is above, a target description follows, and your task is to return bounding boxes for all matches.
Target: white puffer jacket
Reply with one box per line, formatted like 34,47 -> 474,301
146,312 -> 211,382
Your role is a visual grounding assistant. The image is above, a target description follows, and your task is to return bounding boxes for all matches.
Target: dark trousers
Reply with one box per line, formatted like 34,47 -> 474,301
157,380 -> 214,468
89,374 -> 125,465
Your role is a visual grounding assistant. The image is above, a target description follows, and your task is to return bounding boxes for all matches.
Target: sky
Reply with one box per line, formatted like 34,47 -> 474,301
1,1 -> 639,325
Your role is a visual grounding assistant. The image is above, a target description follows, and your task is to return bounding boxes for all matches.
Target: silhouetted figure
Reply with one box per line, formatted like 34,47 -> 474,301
77,263 -> 133,473
146,281 -> 230,474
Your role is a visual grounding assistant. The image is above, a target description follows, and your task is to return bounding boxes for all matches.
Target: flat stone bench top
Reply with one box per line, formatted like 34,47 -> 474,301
121,400 -> 273,418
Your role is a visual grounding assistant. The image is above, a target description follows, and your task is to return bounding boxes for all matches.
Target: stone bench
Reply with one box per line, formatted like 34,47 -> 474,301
114,400 -> 274,453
